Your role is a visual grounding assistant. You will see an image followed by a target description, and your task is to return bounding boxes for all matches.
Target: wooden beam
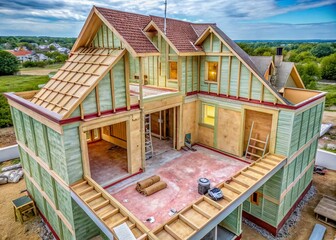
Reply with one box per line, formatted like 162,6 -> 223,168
192,204 -> 211,219
124,53 -> 130,110
241,171 -> 258,181
227,56 -> 232,96
260,84 -> 264,103
237,61 -> 241,98
164,225 -> 182,240
232,178 -> 250,188
223,183 -> 242,195
80,104 -> 84,120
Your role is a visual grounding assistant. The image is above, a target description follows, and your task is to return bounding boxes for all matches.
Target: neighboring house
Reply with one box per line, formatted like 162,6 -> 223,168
38,45 -> 50,51
35,53 -> 49,61
57,47 -> 70,54
5,6 -> 325,240
7,49 -> 33,62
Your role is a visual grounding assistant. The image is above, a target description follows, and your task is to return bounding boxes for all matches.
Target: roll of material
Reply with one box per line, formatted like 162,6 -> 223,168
136,175 -> 160,190
143,181 -> 167,196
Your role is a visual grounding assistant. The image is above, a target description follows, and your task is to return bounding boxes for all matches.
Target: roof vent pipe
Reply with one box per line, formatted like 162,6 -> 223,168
164,0 -> 167,35
274,47 -> 283,67
276,47 -> 283,56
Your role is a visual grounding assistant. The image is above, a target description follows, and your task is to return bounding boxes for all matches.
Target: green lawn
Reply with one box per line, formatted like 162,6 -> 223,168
316,83 -> 336,109
19,63 -> 63,71
0,75 -> 50,128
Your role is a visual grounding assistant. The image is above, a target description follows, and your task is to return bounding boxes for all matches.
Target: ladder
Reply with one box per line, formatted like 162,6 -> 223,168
145,114 -> 153,160
245,121 -> 269,161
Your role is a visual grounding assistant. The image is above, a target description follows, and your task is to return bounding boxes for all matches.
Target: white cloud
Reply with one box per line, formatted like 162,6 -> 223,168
0,0 -> 335,39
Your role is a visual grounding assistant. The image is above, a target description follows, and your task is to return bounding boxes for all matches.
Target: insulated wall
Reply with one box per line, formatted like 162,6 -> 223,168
11,106 -> 100,240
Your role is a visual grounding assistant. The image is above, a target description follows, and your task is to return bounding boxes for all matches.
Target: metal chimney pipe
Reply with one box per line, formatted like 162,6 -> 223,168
164,0 -> 167,35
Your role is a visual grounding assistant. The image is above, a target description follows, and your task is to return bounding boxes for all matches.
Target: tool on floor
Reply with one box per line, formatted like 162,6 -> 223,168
198,178 -> 211,195
245,121 -> 269,161
146,217 -> 155,223
208,187 -> 224,201
145,114 -> 154,160
184,133 -> 197,151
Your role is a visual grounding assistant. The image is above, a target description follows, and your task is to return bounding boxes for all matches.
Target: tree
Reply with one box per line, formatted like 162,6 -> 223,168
0,50 -> 19,75
311,44 -> 334,58
321,53 -> 336,80
296,62 -> 320,89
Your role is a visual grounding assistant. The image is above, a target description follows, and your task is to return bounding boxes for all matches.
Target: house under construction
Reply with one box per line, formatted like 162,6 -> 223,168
5,6 -> 326,240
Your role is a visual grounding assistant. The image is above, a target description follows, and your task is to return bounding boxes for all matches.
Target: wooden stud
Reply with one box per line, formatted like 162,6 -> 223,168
80,103 -> 84,120
197,56 -> 201,92
185,56 -> 188,94
210,32 -> 213,52
165,42 -> 169,87
178,57 -> 182,91
260,84 -> 264,102
227,56 -> 232,96
95,87 -> 101,116
237,61 -> 241,98
191,57 -> 194,91
173,107 -> 176,149
217,56 -> 222,95
248,72 -> 252,100
109,69 -> 116,112
124,53 -> 131,110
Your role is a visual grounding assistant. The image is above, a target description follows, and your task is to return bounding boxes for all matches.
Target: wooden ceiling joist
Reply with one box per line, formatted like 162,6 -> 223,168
151,153 -> 287,239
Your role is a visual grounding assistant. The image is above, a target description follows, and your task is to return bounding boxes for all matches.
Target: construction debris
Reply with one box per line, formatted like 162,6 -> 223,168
243,185 -> 317,240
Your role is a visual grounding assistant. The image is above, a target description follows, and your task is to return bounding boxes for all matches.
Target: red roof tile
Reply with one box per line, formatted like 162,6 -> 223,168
7,50 -> 32,56
95,7 -> 215,54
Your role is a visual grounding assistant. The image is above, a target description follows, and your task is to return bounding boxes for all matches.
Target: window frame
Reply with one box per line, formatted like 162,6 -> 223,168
205,61 -> 219,83
201,104 -> 216,127
250,192 -> 261,206
168,60 -> 178,81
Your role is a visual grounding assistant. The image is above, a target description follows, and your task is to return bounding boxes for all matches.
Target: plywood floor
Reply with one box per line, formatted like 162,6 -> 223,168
88,140 -> 128,186
109,146 -> 248,230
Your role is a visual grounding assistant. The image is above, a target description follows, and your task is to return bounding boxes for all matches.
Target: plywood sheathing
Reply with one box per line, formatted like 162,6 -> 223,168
30,48 -> 125,119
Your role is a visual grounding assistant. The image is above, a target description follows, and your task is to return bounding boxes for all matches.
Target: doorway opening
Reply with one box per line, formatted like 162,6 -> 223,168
86,121 -> 129,187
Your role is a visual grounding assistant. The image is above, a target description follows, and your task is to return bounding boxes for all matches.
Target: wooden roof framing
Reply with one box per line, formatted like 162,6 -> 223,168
150,153 -> 287,239
30,47 -> 126,119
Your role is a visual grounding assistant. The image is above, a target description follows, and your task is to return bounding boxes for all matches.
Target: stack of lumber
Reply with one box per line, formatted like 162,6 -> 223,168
136,175 -> 167,196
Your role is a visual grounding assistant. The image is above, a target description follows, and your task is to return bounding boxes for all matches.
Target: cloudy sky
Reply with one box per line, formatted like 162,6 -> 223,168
0,0 -> 335,40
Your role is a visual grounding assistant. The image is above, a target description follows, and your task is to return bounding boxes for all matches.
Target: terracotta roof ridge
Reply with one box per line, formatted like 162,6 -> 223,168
150,14 -> 194,24
95,6 -> 150,18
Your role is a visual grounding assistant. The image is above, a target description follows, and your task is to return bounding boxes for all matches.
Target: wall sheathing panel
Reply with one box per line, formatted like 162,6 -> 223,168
47,128 -> 68,183
113,57 -> 127,108
63,123 -> 83,184
98,72 -> 113,112
275,110 -> 294,156
219,205 -> 243,236
22,113 -> 36,153
92,23 -> 122,49
72,200 -> 100,240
